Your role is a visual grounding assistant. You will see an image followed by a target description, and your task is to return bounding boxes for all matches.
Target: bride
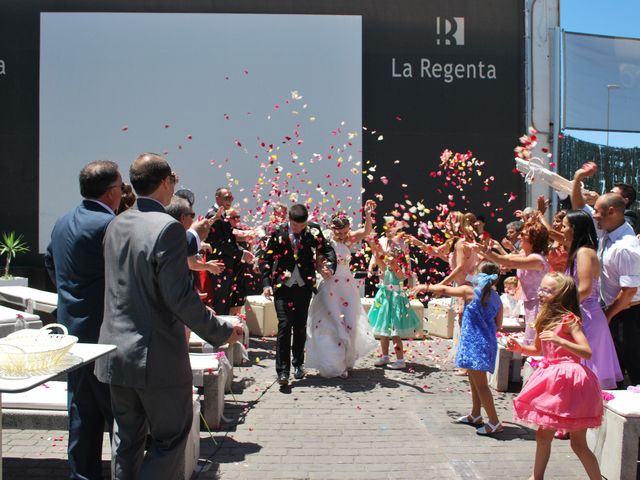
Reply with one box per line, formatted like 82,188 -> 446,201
305,200 -> 378,378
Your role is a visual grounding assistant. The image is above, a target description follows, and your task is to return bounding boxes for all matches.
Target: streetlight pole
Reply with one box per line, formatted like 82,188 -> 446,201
606,84 -> 620,147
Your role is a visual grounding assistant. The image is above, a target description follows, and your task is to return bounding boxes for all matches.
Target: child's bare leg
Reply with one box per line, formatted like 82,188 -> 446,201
466,372 -> 482,418
568,429 -> 601,480
532,428 -> 555,480
392,336 -> 403,360
467,370 -> 499,424
379,336 -> 390,356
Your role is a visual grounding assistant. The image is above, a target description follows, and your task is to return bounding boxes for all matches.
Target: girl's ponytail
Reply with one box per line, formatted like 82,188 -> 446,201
474,261 -> 500,306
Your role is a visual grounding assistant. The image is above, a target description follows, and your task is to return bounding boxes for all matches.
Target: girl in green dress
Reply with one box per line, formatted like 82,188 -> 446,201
367,225 -> 421,370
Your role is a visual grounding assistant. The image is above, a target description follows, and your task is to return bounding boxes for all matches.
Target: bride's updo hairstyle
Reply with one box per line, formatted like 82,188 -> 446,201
330,211 -> 350,230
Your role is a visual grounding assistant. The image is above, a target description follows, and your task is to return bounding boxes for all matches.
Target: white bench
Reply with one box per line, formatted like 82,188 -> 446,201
587,390 -> 640,480
189,354 -> 227,429
0,305 -> 42,338
1,380 -> 202,478
0,286 -> 58,314
243,296 -> 278,337
488,344 -> 523,392
425,298 -> 456,339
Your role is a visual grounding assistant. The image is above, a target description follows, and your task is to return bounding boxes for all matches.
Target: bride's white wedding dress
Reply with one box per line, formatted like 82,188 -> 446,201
305,239 -> 377,378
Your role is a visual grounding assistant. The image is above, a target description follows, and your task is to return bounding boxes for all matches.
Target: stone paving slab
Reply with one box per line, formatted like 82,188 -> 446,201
2,336 -> 588,479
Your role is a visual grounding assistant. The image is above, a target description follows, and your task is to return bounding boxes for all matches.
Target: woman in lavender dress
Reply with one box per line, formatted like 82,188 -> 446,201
561,210 -> 623,389
479,220 -> 549,345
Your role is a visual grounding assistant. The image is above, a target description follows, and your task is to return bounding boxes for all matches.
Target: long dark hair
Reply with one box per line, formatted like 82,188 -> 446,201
565,210 -> 598,273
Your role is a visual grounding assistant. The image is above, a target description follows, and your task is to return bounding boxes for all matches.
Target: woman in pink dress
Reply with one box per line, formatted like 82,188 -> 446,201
507,272 -> 602,480
479,220 -> 549,345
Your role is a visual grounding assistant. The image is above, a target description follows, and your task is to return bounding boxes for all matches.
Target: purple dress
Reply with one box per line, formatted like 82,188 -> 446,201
517,253 -> 549,345
569,266 -> 623,389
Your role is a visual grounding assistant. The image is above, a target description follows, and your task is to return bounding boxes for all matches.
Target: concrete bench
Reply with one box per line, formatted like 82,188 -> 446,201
425,298 -> 456,339
243,295 -> 278,337
488,344 -> 523,392
0,306 -> 42,338
0,286 -> 58,314
587,390 -> 640,480
189,354 -> 227,430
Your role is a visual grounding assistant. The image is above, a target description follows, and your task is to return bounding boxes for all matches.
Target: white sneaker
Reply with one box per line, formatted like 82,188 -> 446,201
374,355 -> 389,367
388,359 -> 406,370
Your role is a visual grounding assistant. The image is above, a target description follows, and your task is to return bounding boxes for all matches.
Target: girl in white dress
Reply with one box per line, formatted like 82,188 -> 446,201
305,201 -> 378,378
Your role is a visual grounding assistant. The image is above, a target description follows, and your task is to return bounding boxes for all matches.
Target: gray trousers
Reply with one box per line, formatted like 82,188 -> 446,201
109,383 -> 192,480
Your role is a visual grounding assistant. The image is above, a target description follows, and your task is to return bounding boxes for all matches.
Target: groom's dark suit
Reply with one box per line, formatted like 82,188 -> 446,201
260,222 -> 336,375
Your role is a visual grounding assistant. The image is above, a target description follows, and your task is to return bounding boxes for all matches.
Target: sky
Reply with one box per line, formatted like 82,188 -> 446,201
561,0 -> 640,147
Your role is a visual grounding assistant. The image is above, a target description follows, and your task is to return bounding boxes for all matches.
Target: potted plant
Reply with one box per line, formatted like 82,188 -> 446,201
0,231 -> 29,287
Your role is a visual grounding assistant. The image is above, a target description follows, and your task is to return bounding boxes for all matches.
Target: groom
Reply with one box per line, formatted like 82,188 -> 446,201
261,204 -> 336,385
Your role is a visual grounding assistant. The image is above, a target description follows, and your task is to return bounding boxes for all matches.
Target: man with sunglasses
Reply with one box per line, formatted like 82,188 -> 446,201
201,187 -> 254,314
45,160 -> 123,480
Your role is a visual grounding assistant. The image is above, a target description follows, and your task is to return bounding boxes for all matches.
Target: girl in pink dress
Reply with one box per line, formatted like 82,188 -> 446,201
507,272 -> 602,480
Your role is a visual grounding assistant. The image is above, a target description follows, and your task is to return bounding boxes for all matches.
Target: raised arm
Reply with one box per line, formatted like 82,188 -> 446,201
351,200 -> 376,242
571,162 -> 597,210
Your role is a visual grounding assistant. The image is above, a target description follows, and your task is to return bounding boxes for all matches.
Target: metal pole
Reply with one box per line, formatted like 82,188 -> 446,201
606,84 -> 619,147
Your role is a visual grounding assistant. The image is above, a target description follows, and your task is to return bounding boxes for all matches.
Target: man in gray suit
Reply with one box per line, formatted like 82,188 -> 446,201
95,153 -> 243,480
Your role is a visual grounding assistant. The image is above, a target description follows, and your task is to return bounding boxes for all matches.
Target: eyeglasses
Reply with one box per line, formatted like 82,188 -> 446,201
168,172 -> 179,185
186,212 -> 196,218
223,195 -> 234,201
108,183 -> 126,192
228,215 -> 240,220
537,287 -> 555,296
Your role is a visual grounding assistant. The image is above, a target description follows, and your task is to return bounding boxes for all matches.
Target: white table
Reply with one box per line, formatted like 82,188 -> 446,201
0,343 -> 116,479
0,286 -> 58,314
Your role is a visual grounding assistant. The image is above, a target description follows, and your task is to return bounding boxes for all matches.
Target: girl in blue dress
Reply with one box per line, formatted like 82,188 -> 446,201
412,261 -> 504,435
367,228 -> 421,370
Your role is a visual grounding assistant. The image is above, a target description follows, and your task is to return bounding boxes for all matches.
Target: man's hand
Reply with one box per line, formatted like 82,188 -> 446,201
584,191 -> 599,206
574,161 -> 597,180
225,324 -> 245,345
241,250 -> 255,264
536,195 -> 549,214
263,286 -> 273,299
500,237 -> 515,251
200,241 -> 212,254
192,217 -> 215,241
206,260 -> 224,275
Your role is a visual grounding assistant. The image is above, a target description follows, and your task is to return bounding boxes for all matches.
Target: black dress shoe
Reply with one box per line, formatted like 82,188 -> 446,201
293,367 -> 305,380
277,372 -> 289,385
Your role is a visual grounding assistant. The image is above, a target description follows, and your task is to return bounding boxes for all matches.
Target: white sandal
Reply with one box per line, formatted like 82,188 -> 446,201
476,421 -> 503,435
457,414 -> 483,425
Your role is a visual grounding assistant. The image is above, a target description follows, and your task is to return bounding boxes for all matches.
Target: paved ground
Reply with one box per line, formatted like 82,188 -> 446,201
2,335 -> 587,479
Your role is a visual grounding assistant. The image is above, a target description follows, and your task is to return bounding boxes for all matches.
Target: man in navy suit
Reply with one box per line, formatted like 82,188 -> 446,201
45,160 -> 123,480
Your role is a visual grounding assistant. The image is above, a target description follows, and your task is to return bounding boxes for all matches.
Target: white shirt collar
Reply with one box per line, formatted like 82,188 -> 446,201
84,199 -> 115,216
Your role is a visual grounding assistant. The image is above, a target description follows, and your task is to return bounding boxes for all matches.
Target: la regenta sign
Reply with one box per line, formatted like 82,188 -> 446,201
391,17 -> 497,82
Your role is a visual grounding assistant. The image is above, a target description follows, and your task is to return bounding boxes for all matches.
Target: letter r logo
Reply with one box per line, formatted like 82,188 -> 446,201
436,17 -> 465,46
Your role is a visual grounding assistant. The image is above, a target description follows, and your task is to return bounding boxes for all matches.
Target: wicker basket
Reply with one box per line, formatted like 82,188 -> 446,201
0,324 -> 78,377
